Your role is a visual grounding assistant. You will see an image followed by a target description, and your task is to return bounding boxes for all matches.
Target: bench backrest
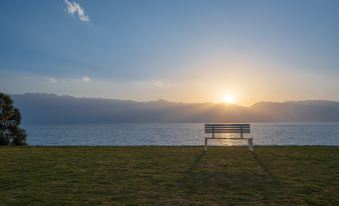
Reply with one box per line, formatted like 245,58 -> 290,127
205,124 -> 250,134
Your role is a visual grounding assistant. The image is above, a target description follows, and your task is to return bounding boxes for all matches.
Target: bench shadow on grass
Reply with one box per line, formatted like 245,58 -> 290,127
250,151 -> 279,184
178,149 -> 280,204
181,150 -> 279,181
177,150 -> 207,204
183,150 -> 206,177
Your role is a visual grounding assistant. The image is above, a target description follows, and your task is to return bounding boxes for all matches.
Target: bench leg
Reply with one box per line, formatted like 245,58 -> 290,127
248,138 -> 254,151
205,138 -> 208,151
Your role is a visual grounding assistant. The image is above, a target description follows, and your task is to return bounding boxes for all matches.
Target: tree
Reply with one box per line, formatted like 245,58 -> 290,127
0,93 -> 27,145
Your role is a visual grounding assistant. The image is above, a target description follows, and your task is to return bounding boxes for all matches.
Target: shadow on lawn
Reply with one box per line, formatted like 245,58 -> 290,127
183,150 -> 206,176
176,150 -> 206,204
177,150 -> 281,204
251,152 -> 279,184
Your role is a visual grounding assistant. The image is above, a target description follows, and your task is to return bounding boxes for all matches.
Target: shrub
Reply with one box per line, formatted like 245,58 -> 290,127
0,93 -> 27,145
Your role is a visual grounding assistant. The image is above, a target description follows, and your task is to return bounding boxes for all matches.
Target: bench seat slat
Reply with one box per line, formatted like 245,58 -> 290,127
205,128 -> 250,130
205,127 -> 250,129
205,124 -> 250,126
205,130 -> 250,133
205,125 -> 249,128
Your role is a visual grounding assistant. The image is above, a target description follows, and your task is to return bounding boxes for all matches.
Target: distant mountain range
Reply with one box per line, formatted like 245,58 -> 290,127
12,93 -> 339,124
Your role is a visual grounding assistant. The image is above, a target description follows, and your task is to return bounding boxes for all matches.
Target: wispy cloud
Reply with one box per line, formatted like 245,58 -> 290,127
44,76 -> 91,84
81,76 -> 91,82
46,77 -> 57,83
64,0 -> 90,22
152,80 -> 171,87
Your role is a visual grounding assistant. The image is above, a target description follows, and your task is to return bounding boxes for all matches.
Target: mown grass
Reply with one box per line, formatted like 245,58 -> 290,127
0,146 -> 339,205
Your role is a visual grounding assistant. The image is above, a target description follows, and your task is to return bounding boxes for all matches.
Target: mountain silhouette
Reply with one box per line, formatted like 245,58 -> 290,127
12,93 -> 339,124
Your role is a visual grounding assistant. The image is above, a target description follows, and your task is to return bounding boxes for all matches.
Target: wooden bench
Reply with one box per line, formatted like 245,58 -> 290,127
204,124 -> 253,151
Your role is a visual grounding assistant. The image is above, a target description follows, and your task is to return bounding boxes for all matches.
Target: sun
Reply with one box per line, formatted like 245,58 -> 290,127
222,94 -> 236,104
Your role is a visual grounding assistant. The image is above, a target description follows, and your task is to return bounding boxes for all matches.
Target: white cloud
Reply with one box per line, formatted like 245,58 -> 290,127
47,77 -> 57,83
152,80 -> 171,87
81,76 -> 91,82
152,80 -> 163,87
64,0 -> 90,22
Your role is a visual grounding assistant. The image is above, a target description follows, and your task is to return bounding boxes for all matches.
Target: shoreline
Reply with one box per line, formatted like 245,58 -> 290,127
2,145 -> 339,147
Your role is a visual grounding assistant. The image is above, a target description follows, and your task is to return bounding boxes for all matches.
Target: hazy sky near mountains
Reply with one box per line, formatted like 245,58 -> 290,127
1,0 -> 339,106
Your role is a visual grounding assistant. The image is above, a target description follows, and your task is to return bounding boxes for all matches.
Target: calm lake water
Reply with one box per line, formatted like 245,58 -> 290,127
23,123 -> 339,146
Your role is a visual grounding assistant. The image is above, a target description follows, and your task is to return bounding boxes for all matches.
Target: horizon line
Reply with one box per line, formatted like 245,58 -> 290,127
9,92 -> 339,107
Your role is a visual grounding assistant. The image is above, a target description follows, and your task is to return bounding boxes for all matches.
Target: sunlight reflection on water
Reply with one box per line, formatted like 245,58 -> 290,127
23,123 -> 339,146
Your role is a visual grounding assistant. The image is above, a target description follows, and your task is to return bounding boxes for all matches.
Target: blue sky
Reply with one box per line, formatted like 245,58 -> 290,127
1,0 -> 339,105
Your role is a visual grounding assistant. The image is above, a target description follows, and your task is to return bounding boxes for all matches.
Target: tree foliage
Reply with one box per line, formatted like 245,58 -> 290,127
0,93 -> 27,145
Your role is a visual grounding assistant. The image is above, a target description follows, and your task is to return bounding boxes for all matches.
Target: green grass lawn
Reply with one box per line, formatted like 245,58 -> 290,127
1,146 -> 339,205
